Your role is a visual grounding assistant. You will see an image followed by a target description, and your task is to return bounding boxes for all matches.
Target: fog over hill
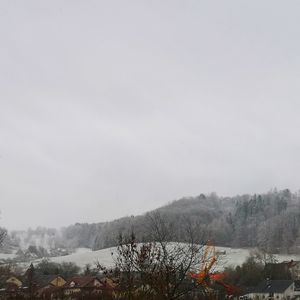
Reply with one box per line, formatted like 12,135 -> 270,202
3,189 -> 300,255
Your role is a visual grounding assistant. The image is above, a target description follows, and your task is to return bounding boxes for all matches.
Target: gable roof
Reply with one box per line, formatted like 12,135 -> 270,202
5,274 -> 23,283
35,274 -> 64,287
22,274 -> 65,288
5,275 -> 23,288
252,280 -> 293,294
65,276 -> 100,288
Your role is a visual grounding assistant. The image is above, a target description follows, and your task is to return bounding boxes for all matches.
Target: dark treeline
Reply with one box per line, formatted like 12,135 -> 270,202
5,189 -> 300,254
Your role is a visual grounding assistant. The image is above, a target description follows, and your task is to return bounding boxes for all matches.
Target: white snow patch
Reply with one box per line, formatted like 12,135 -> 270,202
45,245 -> 253,270
49,247 -> 116,269
0,252 -> 17,260
73,248 -> 93,254
19,245 -> 300,271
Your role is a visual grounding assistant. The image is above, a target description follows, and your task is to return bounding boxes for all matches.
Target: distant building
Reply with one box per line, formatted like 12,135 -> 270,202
5,275 -> 22,289
33,274 -> 66,298
245,280 -> 294,300
63,276 -> 103,297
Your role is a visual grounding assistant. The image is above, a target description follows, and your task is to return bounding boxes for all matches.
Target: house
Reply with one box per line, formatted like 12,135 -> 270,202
33,274 -> 66,288
5,275 -> 23,288
63,276 -> 103,297
62,276 -> 117,299
245,280 -> 294,300
0,274 -> 24,299
33,274 -> 67,298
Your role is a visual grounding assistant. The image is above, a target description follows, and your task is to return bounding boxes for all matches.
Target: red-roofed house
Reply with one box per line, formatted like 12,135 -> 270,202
63,276 -> 103,297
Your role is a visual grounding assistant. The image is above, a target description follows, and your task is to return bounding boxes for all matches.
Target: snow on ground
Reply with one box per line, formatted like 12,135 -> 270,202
214,247 -> 250,270
46,245 -> 300,270
8,244 -> 300,271
0,252 -> 17,260
50,247 -> 116,269
275,253 -> 300,263
214,247 -> 300,270
73,248 -> 93,254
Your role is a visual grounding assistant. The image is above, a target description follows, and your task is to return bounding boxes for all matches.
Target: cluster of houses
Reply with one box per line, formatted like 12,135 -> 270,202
244,260 -> 300,300
2,260 -> 300,299
0,266 -> 117,299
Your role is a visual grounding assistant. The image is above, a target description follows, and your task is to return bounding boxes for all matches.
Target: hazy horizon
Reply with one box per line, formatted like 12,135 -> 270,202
4,188 -> 296,232
1,1 -> 300,230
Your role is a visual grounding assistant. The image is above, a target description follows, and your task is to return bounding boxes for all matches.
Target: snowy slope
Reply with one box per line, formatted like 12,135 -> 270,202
49,246 -> 116,268
43,245 -> 300,270
0,252 -> 17,260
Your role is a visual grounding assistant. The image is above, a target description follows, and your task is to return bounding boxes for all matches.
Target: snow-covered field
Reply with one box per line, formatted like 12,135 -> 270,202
0,252 -> 17,260
46,246 -> 300,270
4,245 -> 300,270
50,247 -> 116,268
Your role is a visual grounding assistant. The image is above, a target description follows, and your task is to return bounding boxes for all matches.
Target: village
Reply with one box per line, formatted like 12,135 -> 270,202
1,252 -> 300,300
0,264 -> 117,300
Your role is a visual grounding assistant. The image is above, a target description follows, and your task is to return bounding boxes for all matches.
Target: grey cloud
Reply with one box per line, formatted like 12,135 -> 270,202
1,0 -> 300,229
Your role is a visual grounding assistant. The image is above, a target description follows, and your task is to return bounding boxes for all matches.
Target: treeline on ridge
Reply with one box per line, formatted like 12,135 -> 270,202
5,189 -> 300,254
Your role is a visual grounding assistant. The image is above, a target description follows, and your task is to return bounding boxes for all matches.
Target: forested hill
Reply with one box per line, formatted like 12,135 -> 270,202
90,189 -> 300,253
7,189 -> 300,254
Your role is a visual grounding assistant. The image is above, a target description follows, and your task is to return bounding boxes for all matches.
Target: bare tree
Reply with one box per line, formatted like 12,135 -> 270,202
100,212 -> 206,300
250,248 -> 278,265
0,210 -> 7,248
0,227 -> 7,247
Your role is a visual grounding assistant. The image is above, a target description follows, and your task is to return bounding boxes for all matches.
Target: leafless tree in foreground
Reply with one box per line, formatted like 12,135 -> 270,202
99,212 -> 207,300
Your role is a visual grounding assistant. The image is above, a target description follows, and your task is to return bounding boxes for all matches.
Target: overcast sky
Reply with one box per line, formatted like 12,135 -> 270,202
1,1 -> 300,230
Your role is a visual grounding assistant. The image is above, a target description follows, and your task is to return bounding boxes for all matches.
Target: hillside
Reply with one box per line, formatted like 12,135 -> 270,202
4,189 -> 300,255
25,245 -> 300,271
91,189 -> 300,253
